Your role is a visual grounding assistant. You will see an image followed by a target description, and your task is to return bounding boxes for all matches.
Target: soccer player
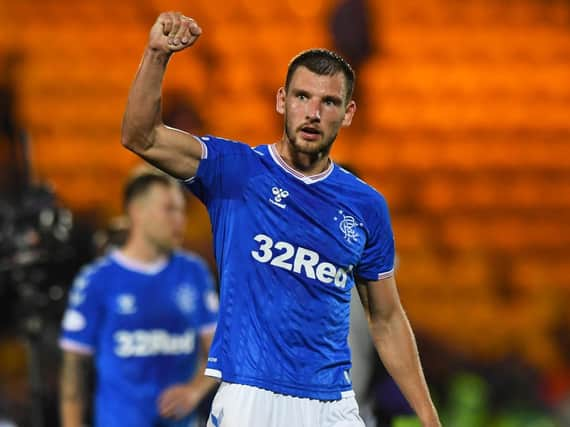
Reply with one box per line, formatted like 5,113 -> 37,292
121,11 -> 441,427
59,172 -> 219,427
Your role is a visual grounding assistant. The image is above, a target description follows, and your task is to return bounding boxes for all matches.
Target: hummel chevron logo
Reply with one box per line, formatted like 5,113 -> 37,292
269,186 -> 289,209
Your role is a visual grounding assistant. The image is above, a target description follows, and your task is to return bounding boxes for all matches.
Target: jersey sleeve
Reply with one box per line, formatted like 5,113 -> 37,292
193,260 -> 219,334
59,266 -> 104,354
183,135 -> 255,206
355,194 -> 396,282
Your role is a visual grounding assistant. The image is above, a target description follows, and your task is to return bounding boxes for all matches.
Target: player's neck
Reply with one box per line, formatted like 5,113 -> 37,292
120,237 -> 169,265
275,139 -> 331,176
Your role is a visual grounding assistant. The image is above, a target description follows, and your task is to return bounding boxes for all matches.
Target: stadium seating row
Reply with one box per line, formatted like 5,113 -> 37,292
1,0 -> 568,368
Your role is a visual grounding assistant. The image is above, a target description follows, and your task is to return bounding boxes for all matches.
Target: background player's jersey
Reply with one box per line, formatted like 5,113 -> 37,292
186,136 -> 395,400
60,250 -> 218,427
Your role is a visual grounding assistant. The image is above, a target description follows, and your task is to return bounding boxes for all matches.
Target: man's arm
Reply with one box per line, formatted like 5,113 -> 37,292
60,350 -> 92,427
356,276 -> 441,427
121,11 -> 203,179
158,330 -> 218,419
184,330 -> 218,400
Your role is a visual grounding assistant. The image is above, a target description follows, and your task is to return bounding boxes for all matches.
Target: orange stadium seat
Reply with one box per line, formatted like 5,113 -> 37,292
4,0 -> 569,367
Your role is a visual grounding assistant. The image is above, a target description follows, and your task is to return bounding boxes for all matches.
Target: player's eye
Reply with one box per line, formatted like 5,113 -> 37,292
323,98 -> 341,107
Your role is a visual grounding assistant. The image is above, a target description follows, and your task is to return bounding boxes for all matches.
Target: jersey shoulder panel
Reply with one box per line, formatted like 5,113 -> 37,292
334,165 -> 390,208
72,253 -> 116,289
173,250 -> 210,272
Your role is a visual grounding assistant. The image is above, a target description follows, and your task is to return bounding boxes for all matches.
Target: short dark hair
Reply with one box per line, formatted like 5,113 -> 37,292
285,48 -> 356,101
123,173 -> 176,210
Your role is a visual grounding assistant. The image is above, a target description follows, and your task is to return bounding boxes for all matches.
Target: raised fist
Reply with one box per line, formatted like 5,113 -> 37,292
148,12 -> 202,53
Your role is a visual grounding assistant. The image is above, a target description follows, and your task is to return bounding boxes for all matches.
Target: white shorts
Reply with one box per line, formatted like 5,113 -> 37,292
207,382 -> 365,427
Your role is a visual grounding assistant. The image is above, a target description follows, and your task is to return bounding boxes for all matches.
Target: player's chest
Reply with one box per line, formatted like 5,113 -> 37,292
103,277 -> 200,329
241,174 -> 367,268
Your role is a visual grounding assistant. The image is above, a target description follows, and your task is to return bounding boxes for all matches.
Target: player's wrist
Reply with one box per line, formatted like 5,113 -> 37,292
182,385 -> 202,408
145,45 -> 173,61
187,383 -> 204,400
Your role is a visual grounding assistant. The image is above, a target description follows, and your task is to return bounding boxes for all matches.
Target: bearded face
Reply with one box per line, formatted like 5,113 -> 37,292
277,66 -> 356,157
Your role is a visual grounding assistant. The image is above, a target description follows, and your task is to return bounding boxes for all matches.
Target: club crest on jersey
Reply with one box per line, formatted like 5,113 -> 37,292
116,294 -> 137,315
269,186 -> 289,209
175,284 -> 196,314
334,210 -> 363,244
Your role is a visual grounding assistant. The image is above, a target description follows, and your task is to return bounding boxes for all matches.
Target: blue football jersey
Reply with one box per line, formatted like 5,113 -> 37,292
60,250 -> 218,427
185,136 -> 395,400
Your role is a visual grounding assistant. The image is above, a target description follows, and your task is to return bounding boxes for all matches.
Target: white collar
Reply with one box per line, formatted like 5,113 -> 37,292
268,144 -> 334,184
111,250 -> 168,275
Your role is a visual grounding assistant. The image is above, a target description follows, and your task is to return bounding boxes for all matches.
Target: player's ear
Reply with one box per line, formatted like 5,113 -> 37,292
341,100 -> 357,127
276,87 -> 286,115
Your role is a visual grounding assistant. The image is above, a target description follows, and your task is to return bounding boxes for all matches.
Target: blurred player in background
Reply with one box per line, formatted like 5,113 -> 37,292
59,172 -> 219,427
121,11 -> 441,427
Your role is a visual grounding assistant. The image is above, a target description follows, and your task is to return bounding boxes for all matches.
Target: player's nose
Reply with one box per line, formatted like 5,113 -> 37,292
305,99 -> 321,121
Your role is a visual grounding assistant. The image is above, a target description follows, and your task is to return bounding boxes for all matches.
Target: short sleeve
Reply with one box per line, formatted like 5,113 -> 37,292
183,135 -> 254,206
355,195 -> 395,282
59,267 -> 104,354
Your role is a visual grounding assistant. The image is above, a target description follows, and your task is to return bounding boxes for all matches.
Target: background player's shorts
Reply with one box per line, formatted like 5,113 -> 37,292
207,382 -> 365,427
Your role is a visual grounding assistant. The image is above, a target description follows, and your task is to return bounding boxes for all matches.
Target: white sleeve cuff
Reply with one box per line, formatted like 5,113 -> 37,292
182,136 -> 208,184
199,322 -> 217,335
59,338 -> 94,355
377,268 -> 395,280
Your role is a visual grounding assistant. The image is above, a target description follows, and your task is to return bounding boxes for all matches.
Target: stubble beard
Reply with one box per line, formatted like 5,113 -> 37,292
284,117 -> 337,157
